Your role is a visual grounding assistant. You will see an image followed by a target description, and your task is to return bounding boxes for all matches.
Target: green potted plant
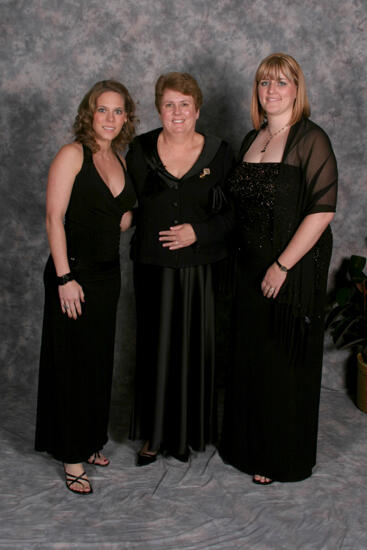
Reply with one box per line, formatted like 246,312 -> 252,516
326,255 -> 367,412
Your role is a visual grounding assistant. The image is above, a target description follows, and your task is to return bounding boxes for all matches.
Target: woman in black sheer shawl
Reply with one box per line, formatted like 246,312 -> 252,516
220,53 -> 338,484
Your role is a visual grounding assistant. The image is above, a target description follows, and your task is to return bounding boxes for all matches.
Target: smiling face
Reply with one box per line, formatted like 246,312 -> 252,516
257,72 -> 298,121
92,91 -> 127,144
159,89 -> 199,136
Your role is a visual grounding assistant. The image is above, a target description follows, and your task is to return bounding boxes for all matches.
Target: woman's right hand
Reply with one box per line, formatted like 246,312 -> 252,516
159,223 -> 197,250
58,280 -> 85,319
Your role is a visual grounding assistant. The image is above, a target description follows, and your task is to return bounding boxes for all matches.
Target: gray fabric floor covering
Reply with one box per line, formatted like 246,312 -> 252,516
1,385 -> 366,550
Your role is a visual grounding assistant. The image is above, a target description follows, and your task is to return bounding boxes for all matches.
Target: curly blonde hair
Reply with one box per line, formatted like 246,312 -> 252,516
251,53 -> 310,130
73,80 -> 137,153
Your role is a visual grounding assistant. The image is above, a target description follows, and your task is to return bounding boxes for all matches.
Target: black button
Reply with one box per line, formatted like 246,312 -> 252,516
173,219 -> 179,225
172,202 -> 178,207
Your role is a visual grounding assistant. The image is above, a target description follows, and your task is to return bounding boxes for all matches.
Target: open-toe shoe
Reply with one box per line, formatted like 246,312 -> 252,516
252,474 -> 273,486
87,451 -> 110,467
64,470 -> 93,495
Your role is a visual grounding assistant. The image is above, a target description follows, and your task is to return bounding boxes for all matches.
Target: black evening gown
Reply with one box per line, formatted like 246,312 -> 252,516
220,162 -> 331,482
35,145 -> 136,463
127,131 -> 234,457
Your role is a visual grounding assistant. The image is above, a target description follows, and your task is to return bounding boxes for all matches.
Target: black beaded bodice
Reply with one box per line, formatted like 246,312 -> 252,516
228,162 -> 280,251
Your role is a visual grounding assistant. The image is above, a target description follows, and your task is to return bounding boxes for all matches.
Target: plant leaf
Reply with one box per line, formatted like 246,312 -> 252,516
333,316 -> 366,347
350,255 -> 367,283
325,305 -> 344,327
339,337 -> 367,349
336,287 -> 354,306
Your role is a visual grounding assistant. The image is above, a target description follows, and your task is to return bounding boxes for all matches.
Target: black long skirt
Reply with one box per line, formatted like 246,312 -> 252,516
219,256 -> 325,482
35,256 -> 120,463
130,262 -> 217,455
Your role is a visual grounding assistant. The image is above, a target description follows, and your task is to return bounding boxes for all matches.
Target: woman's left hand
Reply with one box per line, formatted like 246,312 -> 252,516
261,262 -> 288,299
159,223 -> 197,250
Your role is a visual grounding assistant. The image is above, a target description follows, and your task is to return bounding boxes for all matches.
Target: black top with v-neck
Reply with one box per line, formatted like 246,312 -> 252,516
126,128 -> 235,268
64,144 -> 136,262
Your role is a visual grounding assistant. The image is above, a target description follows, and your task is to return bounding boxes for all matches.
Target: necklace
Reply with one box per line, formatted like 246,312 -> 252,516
260,124 -> 288,153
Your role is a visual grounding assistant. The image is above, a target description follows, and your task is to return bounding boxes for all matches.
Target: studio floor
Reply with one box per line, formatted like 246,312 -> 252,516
1,384 -> 366,550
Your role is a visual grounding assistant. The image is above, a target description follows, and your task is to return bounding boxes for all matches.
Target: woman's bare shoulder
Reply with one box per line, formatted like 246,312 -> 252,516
56,142 -> 83,160
51,142 -> 84,171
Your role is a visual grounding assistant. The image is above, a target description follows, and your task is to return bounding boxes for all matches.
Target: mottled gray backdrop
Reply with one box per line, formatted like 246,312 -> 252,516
1,0 -> 366,399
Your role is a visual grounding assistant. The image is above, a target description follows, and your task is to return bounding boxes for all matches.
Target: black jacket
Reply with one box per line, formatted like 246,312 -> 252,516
126,128 -> 235,268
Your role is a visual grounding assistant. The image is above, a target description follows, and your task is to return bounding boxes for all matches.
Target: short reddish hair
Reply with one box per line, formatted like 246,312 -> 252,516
155,72 -> 203,112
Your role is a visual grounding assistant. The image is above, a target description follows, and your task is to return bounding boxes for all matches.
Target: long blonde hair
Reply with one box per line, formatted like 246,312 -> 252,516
251,53 -> 310,130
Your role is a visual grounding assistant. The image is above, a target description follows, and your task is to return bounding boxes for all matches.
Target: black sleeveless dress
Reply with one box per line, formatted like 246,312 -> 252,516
35,145 -> 136,463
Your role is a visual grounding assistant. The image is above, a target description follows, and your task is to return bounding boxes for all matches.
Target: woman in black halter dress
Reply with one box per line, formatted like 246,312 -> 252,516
220,54 -> 337,484
35,80 -> 137,494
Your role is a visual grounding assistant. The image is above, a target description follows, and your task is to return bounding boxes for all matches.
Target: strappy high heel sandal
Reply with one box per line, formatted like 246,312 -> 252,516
87,451 -> 110,467
64,470 -> 93,495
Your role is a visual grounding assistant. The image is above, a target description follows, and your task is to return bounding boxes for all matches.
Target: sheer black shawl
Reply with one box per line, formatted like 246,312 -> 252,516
238,118 -> 338,354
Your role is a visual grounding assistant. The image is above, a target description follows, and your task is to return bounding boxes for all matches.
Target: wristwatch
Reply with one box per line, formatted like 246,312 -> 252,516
275,259 -> 288,272
57,272 -> 75,285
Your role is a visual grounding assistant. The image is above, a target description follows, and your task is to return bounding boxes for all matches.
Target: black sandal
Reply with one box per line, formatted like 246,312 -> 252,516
87,451 -> 110,467
65,470 -> 93,495
136,450 -> 157,466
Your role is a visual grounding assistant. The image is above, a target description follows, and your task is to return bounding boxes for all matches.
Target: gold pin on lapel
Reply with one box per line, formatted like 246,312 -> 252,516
199,168 -> 211,179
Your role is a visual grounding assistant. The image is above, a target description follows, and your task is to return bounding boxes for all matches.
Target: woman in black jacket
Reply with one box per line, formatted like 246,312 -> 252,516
127,72 -> 234,465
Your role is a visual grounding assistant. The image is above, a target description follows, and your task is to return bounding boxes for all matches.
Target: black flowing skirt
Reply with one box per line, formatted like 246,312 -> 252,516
130,262 -> 217,455
35,255 -> 121,463
219,254 -> 325,482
